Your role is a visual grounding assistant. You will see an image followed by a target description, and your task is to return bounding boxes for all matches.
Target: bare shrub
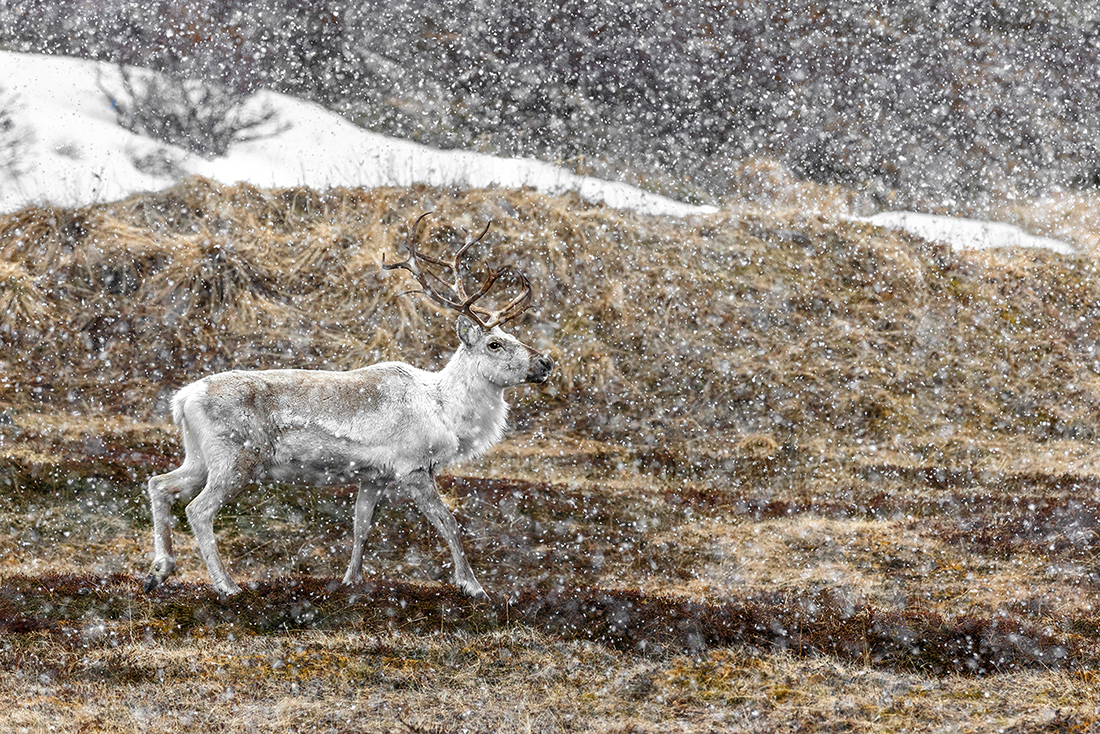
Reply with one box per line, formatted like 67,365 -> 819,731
0,85 -> 30,179
102,65 -> 280,159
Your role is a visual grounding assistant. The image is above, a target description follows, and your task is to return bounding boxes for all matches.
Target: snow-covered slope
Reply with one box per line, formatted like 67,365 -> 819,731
3,51 -> 1081,254
0,51 -> 716,218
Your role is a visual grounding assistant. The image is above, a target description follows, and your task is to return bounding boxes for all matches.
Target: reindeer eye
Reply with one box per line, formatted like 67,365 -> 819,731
488,340 -> 503,351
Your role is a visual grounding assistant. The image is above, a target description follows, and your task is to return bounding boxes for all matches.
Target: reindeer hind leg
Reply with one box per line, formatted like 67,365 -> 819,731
145,452 -> 207,592
184,447 -> 260,596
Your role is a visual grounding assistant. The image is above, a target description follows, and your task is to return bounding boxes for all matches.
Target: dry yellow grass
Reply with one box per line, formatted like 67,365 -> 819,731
0,625 -> 1096,733
3,175 -> 1100,449
0,261 -> 51,333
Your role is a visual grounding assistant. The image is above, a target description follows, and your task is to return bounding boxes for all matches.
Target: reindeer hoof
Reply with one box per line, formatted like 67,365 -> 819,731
459,580 -> 489,601
214,581 -> 243,597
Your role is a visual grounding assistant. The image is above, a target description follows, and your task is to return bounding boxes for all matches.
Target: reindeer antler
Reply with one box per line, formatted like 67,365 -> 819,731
383,213 -> 533,329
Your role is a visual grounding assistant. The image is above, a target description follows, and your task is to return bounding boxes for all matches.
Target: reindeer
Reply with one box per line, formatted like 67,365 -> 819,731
143,214 -> 554,599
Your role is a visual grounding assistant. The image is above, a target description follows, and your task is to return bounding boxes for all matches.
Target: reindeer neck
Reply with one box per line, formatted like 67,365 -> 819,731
435,345 -> 509,458
437,345 -> 507,408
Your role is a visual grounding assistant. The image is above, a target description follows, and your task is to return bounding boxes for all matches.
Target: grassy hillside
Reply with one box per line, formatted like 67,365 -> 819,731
2,176 -> 1100,452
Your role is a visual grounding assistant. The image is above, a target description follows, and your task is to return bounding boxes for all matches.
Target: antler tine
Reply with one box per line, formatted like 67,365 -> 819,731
438,220 -> 494,317
479,268 -> 533,329
451,264 -> 507,321
383,212 -> 472,316
451,221 -> 492,264
382,211 -> 433,272
383,213 -> 487,325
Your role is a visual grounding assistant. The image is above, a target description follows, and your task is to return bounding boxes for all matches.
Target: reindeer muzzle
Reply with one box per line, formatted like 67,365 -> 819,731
527,354 -> 554,384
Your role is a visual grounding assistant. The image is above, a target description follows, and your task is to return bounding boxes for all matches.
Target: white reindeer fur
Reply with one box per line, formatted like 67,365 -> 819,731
145,315 -> 552,599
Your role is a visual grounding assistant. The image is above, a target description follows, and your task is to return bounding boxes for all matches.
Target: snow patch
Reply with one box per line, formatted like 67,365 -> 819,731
863,212 -> 1076,255
0,51 -> 715,218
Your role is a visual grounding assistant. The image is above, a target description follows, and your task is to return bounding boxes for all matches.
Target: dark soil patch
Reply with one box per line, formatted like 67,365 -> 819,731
0,572 -> 1091,678
859,465 -> 1100,496
940,497 -> 1100,560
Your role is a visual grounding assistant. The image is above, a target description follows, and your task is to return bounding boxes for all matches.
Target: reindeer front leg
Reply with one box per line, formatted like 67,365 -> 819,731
403,469 -> 488,600
185,475 -> 242,596
343,476 -> 386,585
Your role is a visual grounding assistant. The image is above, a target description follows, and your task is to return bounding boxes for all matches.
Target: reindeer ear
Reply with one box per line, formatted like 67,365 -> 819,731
456,314 -> 483,347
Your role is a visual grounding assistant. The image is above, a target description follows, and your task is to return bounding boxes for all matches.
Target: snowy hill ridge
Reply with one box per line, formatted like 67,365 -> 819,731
0,51 -> 716,218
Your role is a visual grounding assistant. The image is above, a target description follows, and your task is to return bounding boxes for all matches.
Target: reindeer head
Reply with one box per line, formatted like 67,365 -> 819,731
455,314 -> 553,386
384,213 -> 554,388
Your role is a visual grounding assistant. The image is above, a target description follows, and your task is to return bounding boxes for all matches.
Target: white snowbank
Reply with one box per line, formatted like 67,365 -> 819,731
0,51 -> 716,218
862,211 -> 1076,255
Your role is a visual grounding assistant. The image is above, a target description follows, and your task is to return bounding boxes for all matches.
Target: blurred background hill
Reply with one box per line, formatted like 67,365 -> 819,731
2,0 -> 1099,212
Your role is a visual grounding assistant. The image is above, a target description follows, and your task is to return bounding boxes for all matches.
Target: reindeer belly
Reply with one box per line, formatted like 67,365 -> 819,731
267,432 -> 391,485
267,422 -> 457,482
